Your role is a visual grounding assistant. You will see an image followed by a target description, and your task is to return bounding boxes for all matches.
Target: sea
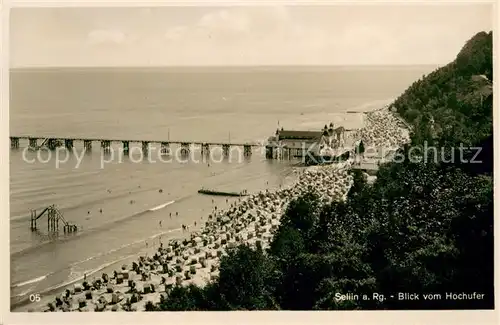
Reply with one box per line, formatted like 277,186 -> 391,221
9,65 -> 434,310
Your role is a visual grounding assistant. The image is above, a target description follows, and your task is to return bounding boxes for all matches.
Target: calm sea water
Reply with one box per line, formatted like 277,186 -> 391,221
9,66 -> 433,309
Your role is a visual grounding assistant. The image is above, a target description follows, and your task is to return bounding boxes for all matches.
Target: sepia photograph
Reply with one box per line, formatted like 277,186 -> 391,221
7,0 -> 494,314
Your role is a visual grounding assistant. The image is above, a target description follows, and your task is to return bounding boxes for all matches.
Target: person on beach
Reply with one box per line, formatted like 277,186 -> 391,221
176,212 -> 178,216
159,220 -> 162,227
99,208 -> 102,213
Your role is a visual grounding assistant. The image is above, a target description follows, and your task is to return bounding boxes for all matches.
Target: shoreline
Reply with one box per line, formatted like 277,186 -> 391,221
11,172 -> 299,312
20,163 -> 353,312
10,163 -> 298,308
11,226 -> 194,312
13,104 -> 409,312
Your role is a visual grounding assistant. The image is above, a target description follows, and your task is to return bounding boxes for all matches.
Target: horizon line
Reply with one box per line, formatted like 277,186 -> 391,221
10,63 -> 442,69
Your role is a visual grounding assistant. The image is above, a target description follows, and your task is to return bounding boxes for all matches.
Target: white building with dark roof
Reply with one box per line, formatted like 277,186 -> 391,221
267,124 -> 351,159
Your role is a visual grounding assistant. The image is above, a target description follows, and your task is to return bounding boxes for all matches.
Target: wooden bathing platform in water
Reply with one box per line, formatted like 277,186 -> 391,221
29,205 -> 78,233
198,188 -> 249,197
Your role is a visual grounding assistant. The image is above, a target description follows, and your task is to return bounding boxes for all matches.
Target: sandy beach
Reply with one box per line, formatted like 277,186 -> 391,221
22,106 -> 410,312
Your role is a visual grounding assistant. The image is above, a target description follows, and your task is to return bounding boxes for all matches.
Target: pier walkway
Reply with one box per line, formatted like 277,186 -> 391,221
9,135 -> 260,157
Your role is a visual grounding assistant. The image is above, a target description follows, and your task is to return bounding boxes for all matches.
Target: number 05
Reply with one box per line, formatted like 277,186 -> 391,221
29,294 -> 41,302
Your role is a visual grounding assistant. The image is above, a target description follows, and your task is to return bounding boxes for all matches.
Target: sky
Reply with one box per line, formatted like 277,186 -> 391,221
9,3 -> 493,67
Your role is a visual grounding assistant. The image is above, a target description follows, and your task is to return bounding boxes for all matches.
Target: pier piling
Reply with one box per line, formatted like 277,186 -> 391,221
29,138 -> 37,149
101,140 -> 111,153
181,143 -> 190,156
122,141 -> 129,155
161,142 -> 170,155
65,139 -> 74,149
84,140 -> 92,152
222,144 -> 230,157
265,146 -> 274,159
275,147 -> 281,160
142,141 -> 149,155
244,145 -> 252,157
30,210 -> 36,231
47,139 -> 57,150
11,137 -> 19,149
201,143 -> 210,156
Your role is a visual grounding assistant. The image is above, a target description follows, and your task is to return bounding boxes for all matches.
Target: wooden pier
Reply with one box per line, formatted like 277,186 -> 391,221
10,128 -> 356,161
10,136 -> 258,157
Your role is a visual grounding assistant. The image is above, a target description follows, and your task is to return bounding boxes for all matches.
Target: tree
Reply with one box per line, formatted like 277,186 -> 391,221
347,169 -> 366,197
157,284 -> 209,311
216,245 -> 279,310
279,192 -> 320,240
